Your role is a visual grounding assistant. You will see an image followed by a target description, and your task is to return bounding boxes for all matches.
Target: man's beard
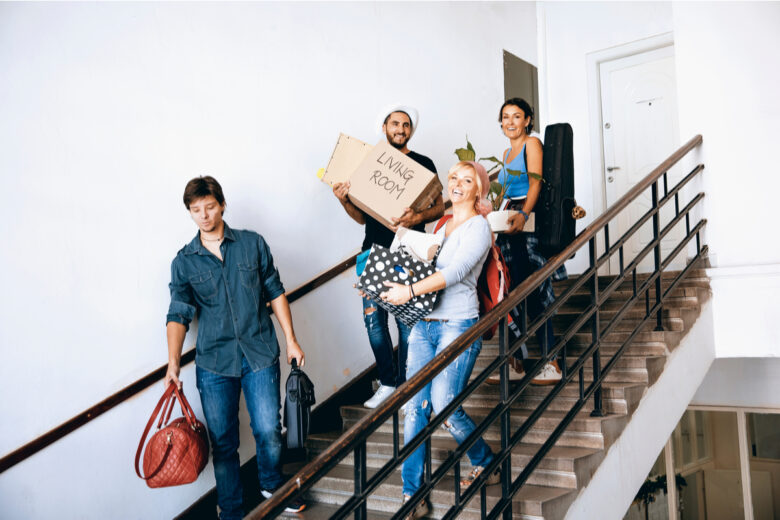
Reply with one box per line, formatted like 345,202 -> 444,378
386,133 -> 409,150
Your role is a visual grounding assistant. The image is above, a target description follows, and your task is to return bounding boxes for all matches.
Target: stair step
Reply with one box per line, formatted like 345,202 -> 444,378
473,352 -> 662,372
308,463 -> 578,519
463,380 -> 647,415
552,270 -> 708,292
340,405 -> 627,449
558,294 -> 699,314
295,501 -> 394,519
485,329 -> 668,348
481,340 -> 669,358
295,270 -> 709,519
307,431 -> 602,490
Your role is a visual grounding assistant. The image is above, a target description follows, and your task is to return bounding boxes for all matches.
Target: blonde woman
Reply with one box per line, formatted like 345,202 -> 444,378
380,161 -> 498,519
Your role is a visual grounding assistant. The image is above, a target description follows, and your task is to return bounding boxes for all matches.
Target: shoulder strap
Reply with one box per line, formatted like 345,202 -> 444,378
434,214 -> 453,233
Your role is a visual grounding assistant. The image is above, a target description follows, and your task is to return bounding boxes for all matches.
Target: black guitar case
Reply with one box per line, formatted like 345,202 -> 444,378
535,123 -> 576,257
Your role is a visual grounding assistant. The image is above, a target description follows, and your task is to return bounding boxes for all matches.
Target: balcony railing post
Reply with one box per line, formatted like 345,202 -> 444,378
498,316 -> 513,519
651,180 -> 665,331
354,441 -> 367,520
589,238 -> 604,417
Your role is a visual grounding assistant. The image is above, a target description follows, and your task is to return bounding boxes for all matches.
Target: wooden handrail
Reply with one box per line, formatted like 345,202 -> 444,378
1,136 -> 702,475
250,134 -> 705,518
0,250 -> 360,474
0,164 -> 474,474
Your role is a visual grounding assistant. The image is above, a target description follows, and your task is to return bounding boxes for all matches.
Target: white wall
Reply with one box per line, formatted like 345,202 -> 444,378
0,2 -> 537,518
537,1 -> 675,273
673,2 -> 780,270
691,358 -> 780,409
672,2 -> 780,362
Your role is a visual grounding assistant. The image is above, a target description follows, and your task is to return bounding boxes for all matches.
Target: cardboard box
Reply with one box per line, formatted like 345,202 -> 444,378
321,133 -> 372,187
347,140 -> 443,230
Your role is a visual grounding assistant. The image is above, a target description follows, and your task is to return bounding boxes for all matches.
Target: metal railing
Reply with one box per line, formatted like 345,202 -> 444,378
251,134 -> 707,519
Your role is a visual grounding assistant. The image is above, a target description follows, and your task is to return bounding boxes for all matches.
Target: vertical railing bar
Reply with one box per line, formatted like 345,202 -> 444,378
425,439 -> 432,486
663,171 -> 669,197
619,245 -> 624,274
651,181 -> 664,332
686,212 -> 691,235
454,452 -> 461,507
521,300 -> 528,350
498,314 -> 512,520
392,411 -> 399,460
561,337 -> 568,381
632,268 -> 637,298
481,485 -> 487,520
499,317 -> 508,404
588,237 -> 604,417
604,224 -> 610,253
354,441 -> 367,520
579,366 -> 585,402
675,192 -> 680,216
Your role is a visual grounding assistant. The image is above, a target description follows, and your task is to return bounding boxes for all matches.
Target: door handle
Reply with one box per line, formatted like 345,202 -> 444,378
606,166 -> 621,172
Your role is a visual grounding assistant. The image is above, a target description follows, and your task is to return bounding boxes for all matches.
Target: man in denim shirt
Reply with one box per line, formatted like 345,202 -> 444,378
165,176 -> 306,517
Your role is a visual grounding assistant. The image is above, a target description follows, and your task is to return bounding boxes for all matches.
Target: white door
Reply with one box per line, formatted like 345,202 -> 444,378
600,45 -> 684,274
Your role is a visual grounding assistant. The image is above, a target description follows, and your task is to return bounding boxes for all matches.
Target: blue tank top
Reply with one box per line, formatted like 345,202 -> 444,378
497,145 -> 530,199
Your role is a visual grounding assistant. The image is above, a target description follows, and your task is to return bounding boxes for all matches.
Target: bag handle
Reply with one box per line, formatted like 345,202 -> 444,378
135,383 -> 200,480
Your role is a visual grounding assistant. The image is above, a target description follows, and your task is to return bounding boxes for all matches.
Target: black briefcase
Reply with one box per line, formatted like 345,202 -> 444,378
284,359 -> 315,449
536,123 -> 577,257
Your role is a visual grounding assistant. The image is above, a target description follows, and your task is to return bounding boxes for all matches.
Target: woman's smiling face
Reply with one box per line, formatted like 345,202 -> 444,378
501,104 -> 530,139
448,166 -> 478,205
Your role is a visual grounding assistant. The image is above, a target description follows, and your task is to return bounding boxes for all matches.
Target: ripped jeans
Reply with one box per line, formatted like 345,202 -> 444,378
401,318 -> 494,496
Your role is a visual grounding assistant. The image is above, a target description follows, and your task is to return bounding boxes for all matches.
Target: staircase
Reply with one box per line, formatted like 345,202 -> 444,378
300,270 -> 710,519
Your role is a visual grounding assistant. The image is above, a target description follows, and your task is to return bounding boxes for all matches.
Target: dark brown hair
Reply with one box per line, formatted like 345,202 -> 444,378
498,97 -> 534,134
183,176 -> 225,210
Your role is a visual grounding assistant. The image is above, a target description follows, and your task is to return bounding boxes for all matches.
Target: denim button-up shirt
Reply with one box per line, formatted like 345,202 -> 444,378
166,223 -> 285,376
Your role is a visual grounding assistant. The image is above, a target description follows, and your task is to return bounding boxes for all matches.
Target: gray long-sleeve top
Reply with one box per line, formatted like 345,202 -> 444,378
426,215 -> 492,320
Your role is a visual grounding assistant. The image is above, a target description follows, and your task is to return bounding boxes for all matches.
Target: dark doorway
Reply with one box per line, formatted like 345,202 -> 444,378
503,50 -> 539,133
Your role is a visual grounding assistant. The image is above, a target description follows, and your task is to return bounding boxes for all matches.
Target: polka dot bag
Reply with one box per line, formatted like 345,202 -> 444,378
357,244 -> 439,328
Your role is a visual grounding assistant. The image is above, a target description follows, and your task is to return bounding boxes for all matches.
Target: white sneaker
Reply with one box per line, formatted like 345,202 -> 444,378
364,384 -> 396,408
486,358 -> 526,385
531,361 -> 562,386
402,494 -> 430,520
260,489 -> 306,513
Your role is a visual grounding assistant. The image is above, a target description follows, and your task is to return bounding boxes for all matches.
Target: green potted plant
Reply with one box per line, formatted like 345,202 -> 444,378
454,137 -> 541,232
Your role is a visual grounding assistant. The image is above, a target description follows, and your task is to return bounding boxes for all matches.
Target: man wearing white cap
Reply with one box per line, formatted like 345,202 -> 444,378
332,104 -> 444,408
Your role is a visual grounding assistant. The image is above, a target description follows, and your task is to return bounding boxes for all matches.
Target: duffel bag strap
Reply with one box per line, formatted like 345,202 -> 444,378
135,383 -> 177,480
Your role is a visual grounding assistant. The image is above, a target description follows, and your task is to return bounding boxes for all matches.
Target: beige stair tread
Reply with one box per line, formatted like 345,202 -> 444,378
309,430 -> 599,465
314,463 -> 577,509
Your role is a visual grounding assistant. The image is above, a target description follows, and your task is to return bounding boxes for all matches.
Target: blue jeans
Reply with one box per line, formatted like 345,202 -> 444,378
363,296 -> 411,387
497,232 -> 557,362
196,357 -> 283,520
401,318 -> 494,496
